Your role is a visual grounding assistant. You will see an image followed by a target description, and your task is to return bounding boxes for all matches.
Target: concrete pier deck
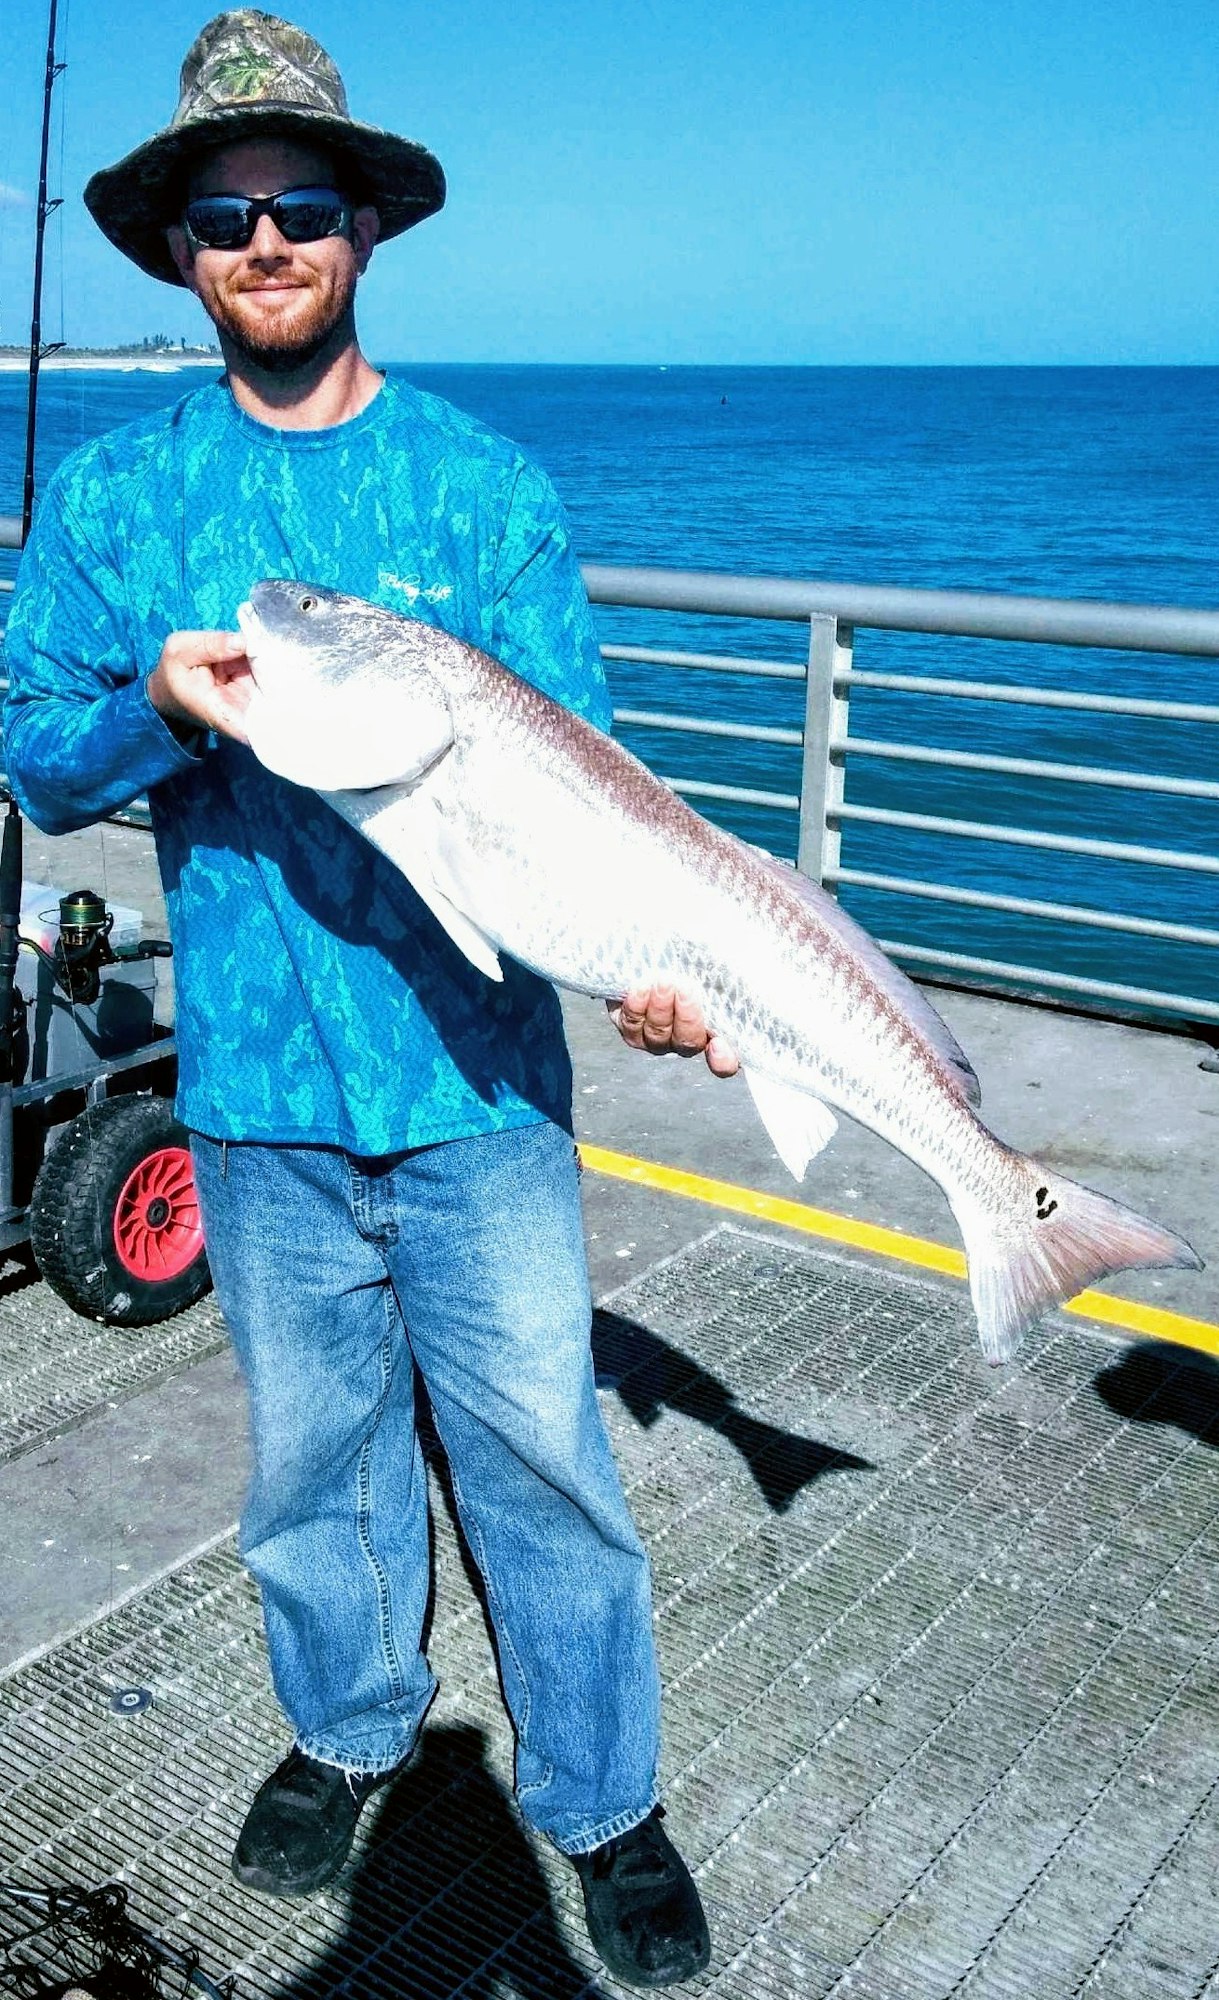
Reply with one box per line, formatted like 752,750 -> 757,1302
0,819 -> 1215,1999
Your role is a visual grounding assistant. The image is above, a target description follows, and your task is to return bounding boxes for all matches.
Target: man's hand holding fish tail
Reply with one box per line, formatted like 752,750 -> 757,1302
3,10 -> 711,1988
609,985 -> 740,1074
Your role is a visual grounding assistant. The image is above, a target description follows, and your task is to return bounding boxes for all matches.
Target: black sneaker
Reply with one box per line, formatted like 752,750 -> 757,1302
231,1746 -> 398,1897
571,1805 -> 711,1988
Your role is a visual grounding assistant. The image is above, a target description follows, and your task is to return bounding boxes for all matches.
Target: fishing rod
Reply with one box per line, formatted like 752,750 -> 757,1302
3,0 -> 60,1217
0,798 -> 23,1222
21,0 -> 66,546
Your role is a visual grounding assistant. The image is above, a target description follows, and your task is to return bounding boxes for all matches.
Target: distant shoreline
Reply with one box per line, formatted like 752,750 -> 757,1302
3,358 -> 1217,381
0,353 -> 222,374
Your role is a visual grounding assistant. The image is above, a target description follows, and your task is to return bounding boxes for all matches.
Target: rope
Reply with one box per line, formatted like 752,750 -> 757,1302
0,1885 -> 235,2000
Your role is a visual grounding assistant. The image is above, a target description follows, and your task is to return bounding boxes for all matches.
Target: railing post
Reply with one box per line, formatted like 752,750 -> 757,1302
797,613 -> 852,885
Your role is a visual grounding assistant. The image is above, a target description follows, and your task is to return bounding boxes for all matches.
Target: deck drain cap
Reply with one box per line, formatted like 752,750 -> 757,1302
109,1686 -> 152,1715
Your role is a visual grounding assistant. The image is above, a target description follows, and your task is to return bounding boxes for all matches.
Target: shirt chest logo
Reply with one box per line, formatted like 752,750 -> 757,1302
379,570 -> 454,606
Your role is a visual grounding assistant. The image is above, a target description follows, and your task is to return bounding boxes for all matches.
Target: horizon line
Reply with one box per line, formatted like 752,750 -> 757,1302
5,351 -> 1219,371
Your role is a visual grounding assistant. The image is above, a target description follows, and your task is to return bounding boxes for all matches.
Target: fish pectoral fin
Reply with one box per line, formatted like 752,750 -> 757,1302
745,1069 -> 838,1181
412,882 -> 504,981
329,778 -> 504,983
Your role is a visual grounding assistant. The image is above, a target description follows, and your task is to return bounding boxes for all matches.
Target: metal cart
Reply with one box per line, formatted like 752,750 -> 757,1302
0,794 -> 211,1324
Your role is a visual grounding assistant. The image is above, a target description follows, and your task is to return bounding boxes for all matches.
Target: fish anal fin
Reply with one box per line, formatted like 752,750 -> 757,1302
745,1068 -> 838,1181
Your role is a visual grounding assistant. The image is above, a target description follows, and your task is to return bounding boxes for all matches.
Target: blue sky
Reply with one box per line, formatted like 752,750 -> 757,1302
1,0 -> 1218,363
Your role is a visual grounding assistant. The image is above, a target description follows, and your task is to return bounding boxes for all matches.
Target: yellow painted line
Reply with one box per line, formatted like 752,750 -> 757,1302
1059,1289 -> 1219,1353
579,1143 -> 1219,1360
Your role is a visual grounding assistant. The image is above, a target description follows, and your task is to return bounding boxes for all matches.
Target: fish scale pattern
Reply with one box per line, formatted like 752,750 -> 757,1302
0,1226 -> 1216,1998
3,376 -> 611,1151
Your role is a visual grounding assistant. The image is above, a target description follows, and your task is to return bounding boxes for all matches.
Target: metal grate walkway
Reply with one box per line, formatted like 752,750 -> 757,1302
0,1226 -> 1216,1998
0,1282 -> 227,1465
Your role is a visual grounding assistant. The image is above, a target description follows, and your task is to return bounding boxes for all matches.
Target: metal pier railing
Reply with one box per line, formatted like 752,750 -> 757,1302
3,515 -> 1218,1027
584,565 -> 1219,1028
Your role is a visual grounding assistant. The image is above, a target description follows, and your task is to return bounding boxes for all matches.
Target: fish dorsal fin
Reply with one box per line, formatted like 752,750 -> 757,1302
745,1068 -> 838,1181
325,781 -> 504,983
761,856 -> 982,1107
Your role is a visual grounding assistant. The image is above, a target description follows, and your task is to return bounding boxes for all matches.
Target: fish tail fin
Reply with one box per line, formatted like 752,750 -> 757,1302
951,1159 -> 1202,1366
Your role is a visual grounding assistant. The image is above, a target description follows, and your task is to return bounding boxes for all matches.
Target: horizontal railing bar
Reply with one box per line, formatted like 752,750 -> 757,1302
613,707 -> 802,747
11,1034 -> 176,1107
834,802 -> 1219,876
601,643 -> 806,681
880,937 -> 1219,1024
839,668 -> 1219,725
585,563 -> 1219,656
832,867 -> 1219,948
5,532 -> 1219,656
840,736 -> 1219,800
661,774 -> 800,811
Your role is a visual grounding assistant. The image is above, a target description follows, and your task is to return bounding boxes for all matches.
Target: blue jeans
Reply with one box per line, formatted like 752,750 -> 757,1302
190,1119 -> 661,1853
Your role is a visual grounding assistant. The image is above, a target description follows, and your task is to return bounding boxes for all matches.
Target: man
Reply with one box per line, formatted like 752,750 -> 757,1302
4,10 -> 739,1990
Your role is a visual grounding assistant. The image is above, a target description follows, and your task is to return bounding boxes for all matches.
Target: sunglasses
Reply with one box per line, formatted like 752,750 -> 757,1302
181,184 -> 354,252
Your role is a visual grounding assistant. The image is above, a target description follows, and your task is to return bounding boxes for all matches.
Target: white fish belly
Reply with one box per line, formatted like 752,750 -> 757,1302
350,724 -> 984,1202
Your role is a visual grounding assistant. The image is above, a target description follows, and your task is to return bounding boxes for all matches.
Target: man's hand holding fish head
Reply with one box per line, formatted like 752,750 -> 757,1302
147,629 -> 255,744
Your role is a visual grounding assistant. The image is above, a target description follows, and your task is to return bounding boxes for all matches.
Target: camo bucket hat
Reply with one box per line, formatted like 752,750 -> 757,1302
83,8 -> 445,286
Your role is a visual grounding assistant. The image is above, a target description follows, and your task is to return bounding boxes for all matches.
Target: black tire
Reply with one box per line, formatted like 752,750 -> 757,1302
29,1095 -> 212,1325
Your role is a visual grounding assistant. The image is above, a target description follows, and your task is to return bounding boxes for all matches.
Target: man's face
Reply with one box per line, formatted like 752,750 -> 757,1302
166,138 -> 379,371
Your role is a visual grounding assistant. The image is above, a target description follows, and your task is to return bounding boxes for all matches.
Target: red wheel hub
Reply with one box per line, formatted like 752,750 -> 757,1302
113,1145 -> 204,1282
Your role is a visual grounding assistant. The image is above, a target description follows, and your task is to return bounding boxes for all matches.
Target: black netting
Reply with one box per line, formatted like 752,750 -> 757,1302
0,1888 -> 235,2000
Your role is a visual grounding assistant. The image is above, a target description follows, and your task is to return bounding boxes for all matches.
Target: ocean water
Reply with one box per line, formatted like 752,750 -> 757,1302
1,364 -> 1216,1017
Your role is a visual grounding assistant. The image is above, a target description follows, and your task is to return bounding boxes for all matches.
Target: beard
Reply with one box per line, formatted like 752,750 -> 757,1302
205,260 -> 357,374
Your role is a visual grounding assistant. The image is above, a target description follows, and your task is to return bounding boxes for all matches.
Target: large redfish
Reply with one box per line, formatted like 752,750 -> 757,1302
236,580 -> 1201,1362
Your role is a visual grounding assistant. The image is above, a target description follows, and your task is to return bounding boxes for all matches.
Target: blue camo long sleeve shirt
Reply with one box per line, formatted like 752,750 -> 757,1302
2,375 -> 612,1151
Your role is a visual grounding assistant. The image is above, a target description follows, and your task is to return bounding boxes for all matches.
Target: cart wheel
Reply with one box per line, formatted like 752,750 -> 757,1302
29,1096 -> 212,1325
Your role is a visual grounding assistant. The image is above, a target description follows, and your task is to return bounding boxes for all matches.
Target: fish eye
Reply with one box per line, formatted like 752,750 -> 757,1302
299,594 -> 318,613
